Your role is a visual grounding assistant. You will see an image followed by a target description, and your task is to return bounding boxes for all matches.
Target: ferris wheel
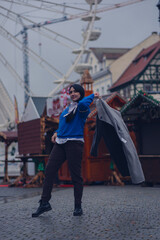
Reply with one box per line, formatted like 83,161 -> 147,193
0,0 -> 146,108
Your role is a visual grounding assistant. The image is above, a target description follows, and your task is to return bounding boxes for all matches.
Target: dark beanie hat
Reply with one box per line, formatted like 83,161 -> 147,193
69,84 -> 85,101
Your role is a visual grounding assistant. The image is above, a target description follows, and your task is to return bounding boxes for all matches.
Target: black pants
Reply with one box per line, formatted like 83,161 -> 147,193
41,141 -> 84,206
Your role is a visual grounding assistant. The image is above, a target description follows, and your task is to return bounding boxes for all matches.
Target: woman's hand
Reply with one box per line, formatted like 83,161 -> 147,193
94,92 -> 100,98
51,132 -> 57,143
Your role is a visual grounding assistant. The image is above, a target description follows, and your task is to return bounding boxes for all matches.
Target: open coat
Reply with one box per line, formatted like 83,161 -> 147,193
90,99 -> 145,184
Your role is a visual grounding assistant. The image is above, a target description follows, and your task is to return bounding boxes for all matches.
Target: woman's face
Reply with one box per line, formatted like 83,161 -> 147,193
69,87 -> 81,102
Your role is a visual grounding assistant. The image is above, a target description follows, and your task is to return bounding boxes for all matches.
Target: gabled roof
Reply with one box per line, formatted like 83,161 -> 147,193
110,41 -> 160,90
104,92 -> 126,104
22,96 -> 47,122
31,97 -> 47,116
88,92 -> 126,119
121,90 -> 160,114
110,32 -> 160,84
80,69 -> 93,84
89,47 -> 130,62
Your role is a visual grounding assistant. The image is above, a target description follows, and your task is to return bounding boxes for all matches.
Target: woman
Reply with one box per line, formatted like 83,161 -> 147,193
32,84 -> 99,217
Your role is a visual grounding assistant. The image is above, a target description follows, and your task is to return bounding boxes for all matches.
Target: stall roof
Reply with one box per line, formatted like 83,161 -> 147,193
121,91 -> 160,114
88,92 -> 126,118
31,97 -> 47,117
0,131 -> 18,143
22,96 -> 48,122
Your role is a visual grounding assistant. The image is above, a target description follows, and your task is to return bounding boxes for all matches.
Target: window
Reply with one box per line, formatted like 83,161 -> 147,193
123,86 -> 131,98
100,62 -> 103,71
107,84 -> 110,93
101,86 -> 105,95
103,56 -> 106,69
94,65 -> 97,73
143,84 -> 153,92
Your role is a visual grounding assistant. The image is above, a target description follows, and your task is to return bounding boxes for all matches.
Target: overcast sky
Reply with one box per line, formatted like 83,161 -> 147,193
0,0 -> 159,116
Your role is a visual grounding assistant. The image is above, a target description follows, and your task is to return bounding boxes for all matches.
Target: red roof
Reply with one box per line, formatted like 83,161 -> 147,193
110,41 -> 160,90
88,92 -> 126,118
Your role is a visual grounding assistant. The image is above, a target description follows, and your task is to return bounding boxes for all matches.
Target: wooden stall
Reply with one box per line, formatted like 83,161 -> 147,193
58,70 -> 127,183
0,131 -> 18,182
18,117 -> 58,155
121,91 -> 160,184
17,116 -> 58,186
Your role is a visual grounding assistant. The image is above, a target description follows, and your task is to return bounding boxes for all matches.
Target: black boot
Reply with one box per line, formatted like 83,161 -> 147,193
73,203 -> 83,216
32,200 -> 52,217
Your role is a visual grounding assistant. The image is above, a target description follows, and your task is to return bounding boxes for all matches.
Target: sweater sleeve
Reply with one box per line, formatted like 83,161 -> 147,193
78,94 -> 94,112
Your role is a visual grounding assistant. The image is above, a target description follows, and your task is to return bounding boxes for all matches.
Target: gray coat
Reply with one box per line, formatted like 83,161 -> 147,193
90,98 -> 145,184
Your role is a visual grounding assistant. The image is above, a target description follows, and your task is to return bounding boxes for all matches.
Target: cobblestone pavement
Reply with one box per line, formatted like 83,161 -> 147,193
0,185 -> 160,240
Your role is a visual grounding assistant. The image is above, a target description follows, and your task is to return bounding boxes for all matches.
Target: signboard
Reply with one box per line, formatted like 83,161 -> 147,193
47,88 -> 70,118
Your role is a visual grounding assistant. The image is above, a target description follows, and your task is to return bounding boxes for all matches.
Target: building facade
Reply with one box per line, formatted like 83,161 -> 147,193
110,41 -> 160,99
85,47 -> 129,95
84,32 -> 160,97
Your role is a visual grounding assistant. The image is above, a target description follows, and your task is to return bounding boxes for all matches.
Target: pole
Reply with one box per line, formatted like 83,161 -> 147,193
22,27 -> 30,107
3,143 -> 10,183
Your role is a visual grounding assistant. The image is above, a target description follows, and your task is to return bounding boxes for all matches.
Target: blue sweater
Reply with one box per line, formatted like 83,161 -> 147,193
57,94 -> 94,138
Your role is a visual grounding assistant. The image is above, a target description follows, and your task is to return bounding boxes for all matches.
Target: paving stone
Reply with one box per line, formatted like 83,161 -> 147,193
0,185 -> 160,240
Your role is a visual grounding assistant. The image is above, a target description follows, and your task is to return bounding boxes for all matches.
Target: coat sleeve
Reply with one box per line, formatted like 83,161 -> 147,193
78,94 -> 94,111
78,94 -> 94,118
90,116 -> 102,156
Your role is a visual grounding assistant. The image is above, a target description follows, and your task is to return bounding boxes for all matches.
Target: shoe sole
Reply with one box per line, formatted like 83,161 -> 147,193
73,212 -> 83,216
32,207 -> 52,218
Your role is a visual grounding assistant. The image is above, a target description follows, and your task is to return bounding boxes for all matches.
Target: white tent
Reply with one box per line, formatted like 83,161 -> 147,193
0,79 -> 15,130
